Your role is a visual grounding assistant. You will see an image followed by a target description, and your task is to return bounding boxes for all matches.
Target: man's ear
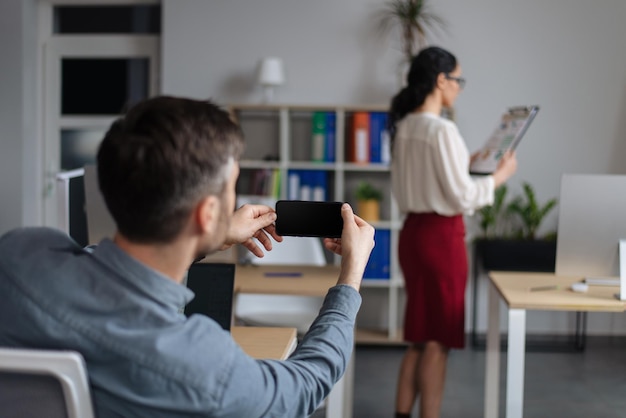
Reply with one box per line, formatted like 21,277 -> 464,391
195,195 -> 220,235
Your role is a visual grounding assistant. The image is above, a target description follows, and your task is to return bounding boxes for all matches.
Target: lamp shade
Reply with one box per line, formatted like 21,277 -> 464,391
258,57 -> 285,86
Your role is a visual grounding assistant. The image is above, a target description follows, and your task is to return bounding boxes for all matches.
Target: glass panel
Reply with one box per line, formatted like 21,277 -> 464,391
61,128 -> 106,171
53,5 -> 160,34
61,58 -> 148,115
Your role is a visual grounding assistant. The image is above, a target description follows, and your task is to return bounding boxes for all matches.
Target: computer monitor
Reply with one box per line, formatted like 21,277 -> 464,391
56,169 -> 88,247
83,165 -> 116,245
184,263 -> 235,331
555,174 -> 626,298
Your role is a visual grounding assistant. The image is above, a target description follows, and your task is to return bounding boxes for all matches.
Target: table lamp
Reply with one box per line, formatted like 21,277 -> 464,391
258,57 -> 285,103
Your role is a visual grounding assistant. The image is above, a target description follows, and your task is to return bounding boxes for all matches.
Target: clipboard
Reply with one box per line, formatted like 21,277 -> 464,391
469,105 -> 540,175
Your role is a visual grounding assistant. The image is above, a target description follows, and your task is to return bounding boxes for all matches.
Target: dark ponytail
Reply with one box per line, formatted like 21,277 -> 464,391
387,46 -> 458,150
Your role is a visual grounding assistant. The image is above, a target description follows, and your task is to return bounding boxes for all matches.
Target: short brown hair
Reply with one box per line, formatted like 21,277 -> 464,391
97,96 -> 244,243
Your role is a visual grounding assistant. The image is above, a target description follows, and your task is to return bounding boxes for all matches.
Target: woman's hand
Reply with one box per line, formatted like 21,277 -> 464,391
493,151 -> 518,187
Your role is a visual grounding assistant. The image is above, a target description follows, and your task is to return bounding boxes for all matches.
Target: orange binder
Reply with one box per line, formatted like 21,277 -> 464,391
349,112 -> 370,163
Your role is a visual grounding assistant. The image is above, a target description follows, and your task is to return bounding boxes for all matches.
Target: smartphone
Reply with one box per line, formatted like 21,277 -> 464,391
275,200 -> 344,238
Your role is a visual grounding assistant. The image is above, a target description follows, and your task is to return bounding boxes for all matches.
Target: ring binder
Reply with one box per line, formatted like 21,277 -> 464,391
469,105 -> 540,175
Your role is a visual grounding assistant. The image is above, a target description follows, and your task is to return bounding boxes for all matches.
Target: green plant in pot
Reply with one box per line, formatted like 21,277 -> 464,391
375,0 -> 448,92
506,182 -> 558,240
475,181 -> 558,272
477,184 -> 509,239
355,181 -> 383,222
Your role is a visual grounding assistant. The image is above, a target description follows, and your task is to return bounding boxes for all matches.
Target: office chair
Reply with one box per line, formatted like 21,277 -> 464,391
235,236 -> 327,337
0,348 -> 95,418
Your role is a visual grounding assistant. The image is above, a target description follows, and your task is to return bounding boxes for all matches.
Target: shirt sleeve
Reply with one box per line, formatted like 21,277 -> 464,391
434,122 -> 495,214
217,285 -> 361,418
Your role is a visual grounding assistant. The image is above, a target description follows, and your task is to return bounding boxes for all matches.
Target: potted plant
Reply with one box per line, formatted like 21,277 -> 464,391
477,184 -> 509,239
507,183 -> 558,241
355,181 -> 383,222
474,182 -> 558,272
376,0 -> 447,64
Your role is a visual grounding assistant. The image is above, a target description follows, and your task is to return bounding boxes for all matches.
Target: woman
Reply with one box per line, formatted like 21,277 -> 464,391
389,46 -> 517,418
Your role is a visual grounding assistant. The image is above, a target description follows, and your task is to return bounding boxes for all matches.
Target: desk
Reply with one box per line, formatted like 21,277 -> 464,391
234,264 -> 353,418
484,272 -> 625,418
232,326 -> 297,360
234,264 -> 341,296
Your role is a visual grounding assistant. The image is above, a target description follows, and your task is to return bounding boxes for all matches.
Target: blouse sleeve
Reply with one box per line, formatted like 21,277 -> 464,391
433,122 -> 495,214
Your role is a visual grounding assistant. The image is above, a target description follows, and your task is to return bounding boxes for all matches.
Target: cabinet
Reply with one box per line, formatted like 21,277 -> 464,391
228,104 -> 405,344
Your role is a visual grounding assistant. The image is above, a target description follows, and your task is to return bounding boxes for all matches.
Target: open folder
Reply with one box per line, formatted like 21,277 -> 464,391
469,105 -> 540,175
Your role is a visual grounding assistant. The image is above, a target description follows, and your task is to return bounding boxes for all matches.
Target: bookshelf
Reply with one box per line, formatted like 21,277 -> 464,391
229,103 -> 405,344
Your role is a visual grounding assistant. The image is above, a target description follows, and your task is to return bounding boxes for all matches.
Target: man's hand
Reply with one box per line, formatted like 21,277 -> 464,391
323,203 -> 375,291
223,204 -> 282,258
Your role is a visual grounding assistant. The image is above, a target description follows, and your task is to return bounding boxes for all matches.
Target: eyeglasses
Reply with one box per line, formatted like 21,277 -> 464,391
444,73 -> 466,89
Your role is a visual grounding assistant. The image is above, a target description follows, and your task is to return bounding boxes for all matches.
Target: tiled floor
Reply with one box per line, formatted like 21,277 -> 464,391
313,337 -> 626,418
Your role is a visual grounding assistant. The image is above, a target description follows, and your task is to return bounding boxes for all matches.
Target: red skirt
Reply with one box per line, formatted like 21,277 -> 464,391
399,213 -> 467,349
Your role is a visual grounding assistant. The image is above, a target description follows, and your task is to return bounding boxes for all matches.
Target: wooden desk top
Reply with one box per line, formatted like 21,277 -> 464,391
234,264 -> 341,296
489,272 -> 626,312
231,326 -> 297,360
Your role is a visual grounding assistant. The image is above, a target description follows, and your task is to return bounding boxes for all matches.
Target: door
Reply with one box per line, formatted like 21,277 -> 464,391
40,3 -> 160,228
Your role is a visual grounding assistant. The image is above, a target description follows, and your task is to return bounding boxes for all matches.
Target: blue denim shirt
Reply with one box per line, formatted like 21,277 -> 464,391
0,227 -> 361,418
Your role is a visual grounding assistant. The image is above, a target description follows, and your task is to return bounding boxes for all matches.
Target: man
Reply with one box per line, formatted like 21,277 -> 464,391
0,96 -> 375,417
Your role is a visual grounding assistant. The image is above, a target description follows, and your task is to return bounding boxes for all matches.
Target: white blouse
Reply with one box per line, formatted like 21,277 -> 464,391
391,112 -> 495,216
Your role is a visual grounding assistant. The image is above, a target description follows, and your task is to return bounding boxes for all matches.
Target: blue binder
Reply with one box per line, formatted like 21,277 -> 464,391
363,229 -> 391,279
325,112 -> 336,162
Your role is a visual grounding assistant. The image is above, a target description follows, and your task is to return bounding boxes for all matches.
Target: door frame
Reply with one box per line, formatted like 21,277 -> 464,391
38,1 -> 159,227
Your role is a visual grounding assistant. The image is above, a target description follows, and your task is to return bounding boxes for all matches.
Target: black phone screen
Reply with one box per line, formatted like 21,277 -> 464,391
275,200 -> 343,238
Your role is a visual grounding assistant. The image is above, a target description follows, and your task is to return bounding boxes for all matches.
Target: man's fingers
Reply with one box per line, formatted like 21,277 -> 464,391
251,211 -> 276,231
323,238 -> 342,255
243,239 -> 264,258
254,230 -> 273,251
264,223 -> 282,243
340,203 -> 355,225
352,213 -> 368,227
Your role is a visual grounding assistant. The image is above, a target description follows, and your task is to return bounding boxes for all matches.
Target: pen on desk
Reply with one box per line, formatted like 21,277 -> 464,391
264,272 -> 303,278
529,285 -> 559,292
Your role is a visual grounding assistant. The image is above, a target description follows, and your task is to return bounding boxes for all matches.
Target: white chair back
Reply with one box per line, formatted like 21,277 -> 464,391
0,348 -> 95,418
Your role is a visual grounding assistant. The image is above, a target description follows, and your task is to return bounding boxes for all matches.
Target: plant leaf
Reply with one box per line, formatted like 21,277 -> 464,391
375,0 -> 447,61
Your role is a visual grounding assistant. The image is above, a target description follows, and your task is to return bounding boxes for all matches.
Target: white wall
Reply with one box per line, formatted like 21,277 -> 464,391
162,0 -> 626,336
162,0 -> 400,105
0,0 -> 38,235
0,0 -> 25,234
163,0 -> 626,232
21,0 -> 40,230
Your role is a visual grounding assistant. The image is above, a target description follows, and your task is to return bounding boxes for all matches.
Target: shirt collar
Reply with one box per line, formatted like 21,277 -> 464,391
91,238 -> 195,309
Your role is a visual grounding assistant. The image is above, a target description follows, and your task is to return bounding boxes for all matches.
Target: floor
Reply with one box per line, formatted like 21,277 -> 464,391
312,336 -> 626,418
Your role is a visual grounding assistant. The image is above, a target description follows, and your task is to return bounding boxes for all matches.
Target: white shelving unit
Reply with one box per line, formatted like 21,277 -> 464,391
229,103 -> 406,344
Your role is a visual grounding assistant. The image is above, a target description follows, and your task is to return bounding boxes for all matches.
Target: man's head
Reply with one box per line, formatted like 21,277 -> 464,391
97,96 -> 244,247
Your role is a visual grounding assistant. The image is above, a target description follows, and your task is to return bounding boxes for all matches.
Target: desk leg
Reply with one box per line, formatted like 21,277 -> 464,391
506,309 -> 526,418
326,347 -> 354,418
485,282 -> 501,418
